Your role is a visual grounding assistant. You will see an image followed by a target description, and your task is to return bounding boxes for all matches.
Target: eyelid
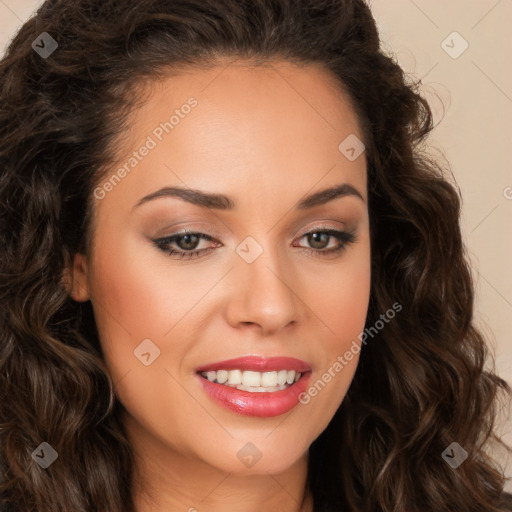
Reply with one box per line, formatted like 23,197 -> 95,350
294,221 -> 347,237
154,225 -> 222,239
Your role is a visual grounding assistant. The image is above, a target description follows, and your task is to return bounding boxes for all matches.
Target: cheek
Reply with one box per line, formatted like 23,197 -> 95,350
85,235 -> 200,437
320,265 -> 370,337
311,239 -> 371,352
85,229 -> 176,385
88,232 -> 197,340
299,240 -> 370,418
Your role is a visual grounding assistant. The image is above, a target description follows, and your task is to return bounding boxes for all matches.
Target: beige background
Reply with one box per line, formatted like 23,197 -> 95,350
1,0 -> 511,490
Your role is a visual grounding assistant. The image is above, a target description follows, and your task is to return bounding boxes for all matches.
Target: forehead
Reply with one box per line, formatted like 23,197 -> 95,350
127,59 -> 364,149
95,60 -> 367,216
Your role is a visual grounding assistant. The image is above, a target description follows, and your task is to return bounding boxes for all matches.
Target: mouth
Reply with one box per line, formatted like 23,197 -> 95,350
195,356 -> 312,417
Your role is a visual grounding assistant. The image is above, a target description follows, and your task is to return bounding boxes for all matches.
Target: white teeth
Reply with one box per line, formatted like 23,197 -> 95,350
277,369 -> 288,386
242,370 -> 261,387
200,369 -> 303,392
227,369 -> 242,385
216,369 -> 228,384
261,371 -> 278,387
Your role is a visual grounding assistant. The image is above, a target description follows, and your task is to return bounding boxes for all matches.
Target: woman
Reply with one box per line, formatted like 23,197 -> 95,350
0,0 -> 510,510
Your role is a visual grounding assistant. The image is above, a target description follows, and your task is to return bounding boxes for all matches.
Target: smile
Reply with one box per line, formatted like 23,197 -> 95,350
196,356 -> 312,417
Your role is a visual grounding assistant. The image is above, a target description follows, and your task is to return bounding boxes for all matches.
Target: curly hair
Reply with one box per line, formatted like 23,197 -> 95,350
0,0 -> 510,510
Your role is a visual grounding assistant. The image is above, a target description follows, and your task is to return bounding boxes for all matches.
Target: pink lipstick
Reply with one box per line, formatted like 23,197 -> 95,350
196,356 -> 312,417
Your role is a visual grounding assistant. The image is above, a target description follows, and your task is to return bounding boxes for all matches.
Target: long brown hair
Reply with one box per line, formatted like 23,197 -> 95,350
0,0 -> 510,510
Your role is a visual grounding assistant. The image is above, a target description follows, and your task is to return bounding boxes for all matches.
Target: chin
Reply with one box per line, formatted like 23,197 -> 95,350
201,436 -> 311,476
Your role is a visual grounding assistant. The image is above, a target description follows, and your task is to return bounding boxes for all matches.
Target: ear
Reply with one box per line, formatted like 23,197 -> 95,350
62,253 -> 91,302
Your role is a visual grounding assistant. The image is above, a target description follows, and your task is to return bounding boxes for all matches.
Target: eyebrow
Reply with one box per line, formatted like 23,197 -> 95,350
133,182 -> 364,211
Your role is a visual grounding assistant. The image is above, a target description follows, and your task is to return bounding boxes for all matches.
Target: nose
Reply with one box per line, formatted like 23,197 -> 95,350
225,243 -> 301,335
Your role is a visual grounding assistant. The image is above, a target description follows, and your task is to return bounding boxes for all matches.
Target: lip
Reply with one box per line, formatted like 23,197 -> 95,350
196,370 -> 312,417
195,356 -> 312,373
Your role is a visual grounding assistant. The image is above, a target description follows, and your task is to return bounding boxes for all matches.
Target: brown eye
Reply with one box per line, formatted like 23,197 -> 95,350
294,229 -> 357,256
306,232 -> 331,250
175,233 -> 201,251
153,232 -> 219,260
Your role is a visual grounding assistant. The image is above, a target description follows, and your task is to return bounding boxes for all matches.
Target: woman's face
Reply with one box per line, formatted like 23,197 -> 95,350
71,60 -> 371,476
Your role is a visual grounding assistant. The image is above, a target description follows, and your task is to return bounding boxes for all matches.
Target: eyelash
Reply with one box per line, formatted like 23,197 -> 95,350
153,227 -> 357,260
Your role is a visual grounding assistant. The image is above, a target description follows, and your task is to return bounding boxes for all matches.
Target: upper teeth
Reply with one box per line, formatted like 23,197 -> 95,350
200,369 -> 301,389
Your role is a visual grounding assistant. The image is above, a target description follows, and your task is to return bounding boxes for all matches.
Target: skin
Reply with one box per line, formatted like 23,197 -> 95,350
70,59 -> 371,512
